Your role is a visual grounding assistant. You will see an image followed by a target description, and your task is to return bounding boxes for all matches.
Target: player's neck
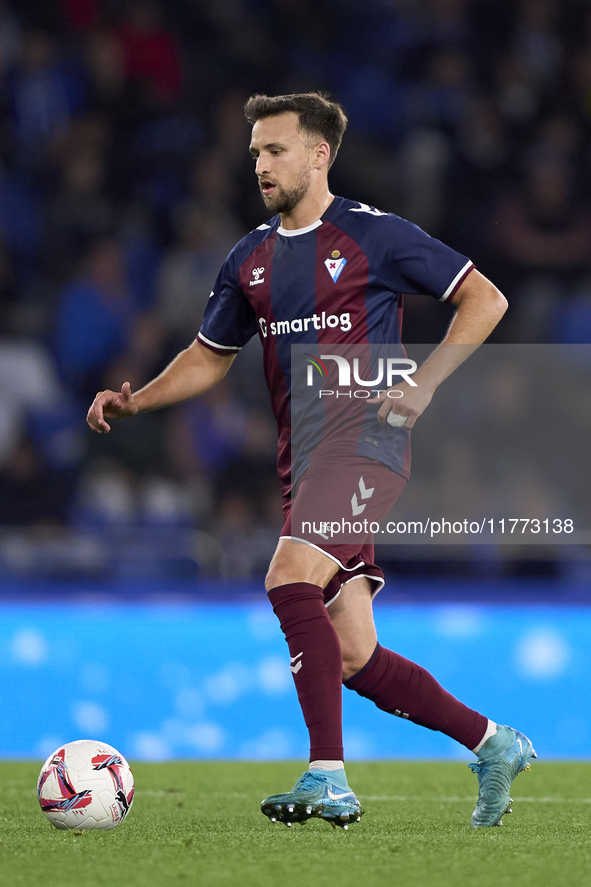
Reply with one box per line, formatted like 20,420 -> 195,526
279,189 -> 334,231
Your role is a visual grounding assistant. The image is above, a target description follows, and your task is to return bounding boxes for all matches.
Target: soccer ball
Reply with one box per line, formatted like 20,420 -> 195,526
37,739 -> 135,830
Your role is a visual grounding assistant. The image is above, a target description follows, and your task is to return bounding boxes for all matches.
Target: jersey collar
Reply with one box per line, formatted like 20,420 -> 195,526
275,196 -> 342,237
276,218 -> 323,237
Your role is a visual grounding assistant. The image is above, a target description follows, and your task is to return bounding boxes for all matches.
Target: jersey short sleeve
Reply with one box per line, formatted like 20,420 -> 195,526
197,253 -> 258,354
384,214 -> 473,302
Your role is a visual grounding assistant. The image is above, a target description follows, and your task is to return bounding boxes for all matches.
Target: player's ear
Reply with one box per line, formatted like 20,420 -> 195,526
313,140 -> 331,170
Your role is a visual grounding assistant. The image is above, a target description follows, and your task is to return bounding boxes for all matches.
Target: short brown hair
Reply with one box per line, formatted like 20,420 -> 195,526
244,92 -> 348,168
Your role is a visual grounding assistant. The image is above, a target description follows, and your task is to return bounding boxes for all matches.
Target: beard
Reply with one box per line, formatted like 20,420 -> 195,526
260,165 -> 312,215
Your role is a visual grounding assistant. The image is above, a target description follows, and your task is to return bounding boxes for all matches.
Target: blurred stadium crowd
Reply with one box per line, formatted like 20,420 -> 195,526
0,0 -> 590,580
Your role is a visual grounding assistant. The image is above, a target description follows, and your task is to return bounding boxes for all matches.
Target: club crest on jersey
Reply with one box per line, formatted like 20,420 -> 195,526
325,251 -> 347,282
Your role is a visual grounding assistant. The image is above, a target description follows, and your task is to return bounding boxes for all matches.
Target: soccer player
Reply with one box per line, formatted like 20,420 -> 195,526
87,92 -> 536,830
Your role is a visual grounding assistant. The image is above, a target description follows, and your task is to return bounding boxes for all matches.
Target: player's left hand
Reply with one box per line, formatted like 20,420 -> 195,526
368,380 -> 435,429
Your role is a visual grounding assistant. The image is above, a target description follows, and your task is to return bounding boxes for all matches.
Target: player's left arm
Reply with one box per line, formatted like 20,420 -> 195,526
374,268 -> 508,428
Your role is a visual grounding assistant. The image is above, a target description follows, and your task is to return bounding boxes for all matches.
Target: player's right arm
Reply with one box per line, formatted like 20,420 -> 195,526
86,340 -> 236,434
88,234 -> 262,433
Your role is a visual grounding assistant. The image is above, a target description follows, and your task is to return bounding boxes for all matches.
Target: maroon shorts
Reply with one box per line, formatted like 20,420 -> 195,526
280,454 -> 407,607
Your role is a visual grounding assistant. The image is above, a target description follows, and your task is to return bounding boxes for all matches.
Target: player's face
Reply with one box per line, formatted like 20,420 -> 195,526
249,113 -> 316,214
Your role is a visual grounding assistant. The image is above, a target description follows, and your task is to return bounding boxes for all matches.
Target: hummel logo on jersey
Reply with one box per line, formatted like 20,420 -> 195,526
290,652 -> 303,674
327,788 -> 353,801
250,267 -> 265,286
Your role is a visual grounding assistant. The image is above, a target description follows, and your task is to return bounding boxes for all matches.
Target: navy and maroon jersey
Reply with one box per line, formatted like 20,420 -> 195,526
198,196 -> 473,497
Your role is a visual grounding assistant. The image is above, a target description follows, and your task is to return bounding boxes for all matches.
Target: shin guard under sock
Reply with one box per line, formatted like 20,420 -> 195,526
344,643 -> 487,750
268,583 -> 344,761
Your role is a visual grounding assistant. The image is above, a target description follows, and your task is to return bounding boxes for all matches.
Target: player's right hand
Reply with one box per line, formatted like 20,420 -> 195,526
86,381 -> 139,433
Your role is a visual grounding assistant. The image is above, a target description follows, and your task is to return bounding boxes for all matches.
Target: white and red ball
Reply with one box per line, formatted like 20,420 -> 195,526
37,739 -> 134,830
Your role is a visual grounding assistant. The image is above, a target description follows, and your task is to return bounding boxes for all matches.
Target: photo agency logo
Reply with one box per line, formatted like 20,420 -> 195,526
304,353 -> 418,400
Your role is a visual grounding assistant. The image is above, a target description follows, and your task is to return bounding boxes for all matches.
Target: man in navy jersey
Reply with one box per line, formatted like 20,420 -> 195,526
87,92 -> 536,831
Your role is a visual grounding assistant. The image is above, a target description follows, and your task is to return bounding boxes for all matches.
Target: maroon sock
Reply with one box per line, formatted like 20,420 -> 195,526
344,644 -> 487,750
268,583 -> 343,761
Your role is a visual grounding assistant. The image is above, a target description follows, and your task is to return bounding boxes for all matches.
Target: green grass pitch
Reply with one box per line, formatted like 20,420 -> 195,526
2,761 -> 591,887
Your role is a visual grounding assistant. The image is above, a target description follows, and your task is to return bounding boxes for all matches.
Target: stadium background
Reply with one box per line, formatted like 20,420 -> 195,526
0,0 -> 590,760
